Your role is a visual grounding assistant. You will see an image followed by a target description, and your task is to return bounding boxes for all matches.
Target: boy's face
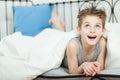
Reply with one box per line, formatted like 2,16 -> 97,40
77,15 -> 105,45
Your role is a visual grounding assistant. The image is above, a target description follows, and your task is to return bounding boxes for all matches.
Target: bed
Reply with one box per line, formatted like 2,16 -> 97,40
0,0 -> 120,80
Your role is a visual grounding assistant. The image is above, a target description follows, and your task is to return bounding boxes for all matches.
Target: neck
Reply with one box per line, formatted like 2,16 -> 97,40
81,39 -> 96,54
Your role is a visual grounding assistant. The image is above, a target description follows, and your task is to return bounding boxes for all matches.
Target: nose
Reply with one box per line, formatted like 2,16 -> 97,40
90,27 -> 95,33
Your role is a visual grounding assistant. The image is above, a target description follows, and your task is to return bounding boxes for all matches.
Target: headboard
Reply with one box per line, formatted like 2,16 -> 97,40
0,0 -> 120,40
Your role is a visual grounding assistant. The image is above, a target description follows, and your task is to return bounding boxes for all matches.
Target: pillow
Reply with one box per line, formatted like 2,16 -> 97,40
13,4 -> 54,36
105,23 -> 120,69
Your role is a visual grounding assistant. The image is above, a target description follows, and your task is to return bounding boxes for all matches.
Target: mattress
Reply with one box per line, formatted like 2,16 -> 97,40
33,67 -> 120,80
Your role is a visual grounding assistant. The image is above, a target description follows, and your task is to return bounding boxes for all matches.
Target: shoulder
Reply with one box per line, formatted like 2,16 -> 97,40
100,37 -> 107,47
99,36 -> 107,51
66,38 -> 79,55
67,38 -> 78,49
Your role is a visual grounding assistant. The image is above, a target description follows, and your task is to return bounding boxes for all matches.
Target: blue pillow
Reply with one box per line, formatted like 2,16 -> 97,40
13,4 -> 53,36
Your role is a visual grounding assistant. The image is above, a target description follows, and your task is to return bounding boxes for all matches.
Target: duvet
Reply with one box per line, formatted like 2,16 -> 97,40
0,28 -> 78,80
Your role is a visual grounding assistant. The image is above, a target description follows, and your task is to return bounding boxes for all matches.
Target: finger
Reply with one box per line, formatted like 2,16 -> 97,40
92,63 -> 101,74
87,66 -> 95,73
93,62 -> 100,67
92,72 -> 96,76
83,66 -> 92,76
84,69 -> 91,76
91,64 -> 98,73
84,66 -> 93,76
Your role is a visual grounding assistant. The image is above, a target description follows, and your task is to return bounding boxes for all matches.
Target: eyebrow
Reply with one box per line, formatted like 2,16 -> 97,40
82,22 -> 89,24
96,23 -> 102,25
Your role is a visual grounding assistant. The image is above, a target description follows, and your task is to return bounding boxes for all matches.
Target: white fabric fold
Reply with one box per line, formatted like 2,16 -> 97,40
0,28 -> 78,80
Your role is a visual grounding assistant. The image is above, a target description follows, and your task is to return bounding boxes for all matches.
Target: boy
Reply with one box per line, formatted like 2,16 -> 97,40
50,6 -> 106,76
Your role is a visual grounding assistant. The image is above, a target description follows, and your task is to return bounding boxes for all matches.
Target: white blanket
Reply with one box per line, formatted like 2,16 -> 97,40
0,28 -> 78,80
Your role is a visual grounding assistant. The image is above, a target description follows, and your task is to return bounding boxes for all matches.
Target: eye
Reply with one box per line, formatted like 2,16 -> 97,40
96,25 -> 100,27
95,25 -> 101,28
84,24 -> 89,27
95,25 -> 102,30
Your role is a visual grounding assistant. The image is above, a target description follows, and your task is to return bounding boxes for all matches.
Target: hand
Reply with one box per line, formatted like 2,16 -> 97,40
93,61 -> 101,74
81,62 -> 99,76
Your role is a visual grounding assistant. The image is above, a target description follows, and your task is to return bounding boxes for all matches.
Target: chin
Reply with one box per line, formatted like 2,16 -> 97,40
87,40 -> 98,46
88,42 -> 96,46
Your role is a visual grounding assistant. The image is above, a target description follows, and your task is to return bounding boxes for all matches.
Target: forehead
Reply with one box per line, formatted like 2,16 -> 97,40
82,15 -> 102,24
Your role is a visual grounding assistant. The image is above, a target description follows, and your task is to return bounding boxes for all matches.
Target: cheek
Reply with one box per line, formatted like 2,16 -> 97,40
81,28 -> 89,34
84,30 -> 89,34
96,30 -> 103,36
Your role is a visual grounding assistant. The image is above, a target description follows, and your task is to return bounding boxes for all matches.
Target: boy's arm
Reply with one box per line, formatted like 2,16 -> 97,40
66,39 -> 84,74
97,37 -> 107,70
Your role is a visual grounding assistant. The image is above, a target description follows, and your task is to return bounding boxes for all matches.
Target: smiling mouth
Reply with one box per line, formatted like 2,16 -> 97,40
87,36 -> 97,40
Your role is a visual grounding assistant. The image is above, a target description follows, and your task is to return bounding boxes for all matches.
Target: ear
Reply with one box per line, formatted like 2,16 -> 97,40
76,26 -> 81,34
102,28 -> 106,35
